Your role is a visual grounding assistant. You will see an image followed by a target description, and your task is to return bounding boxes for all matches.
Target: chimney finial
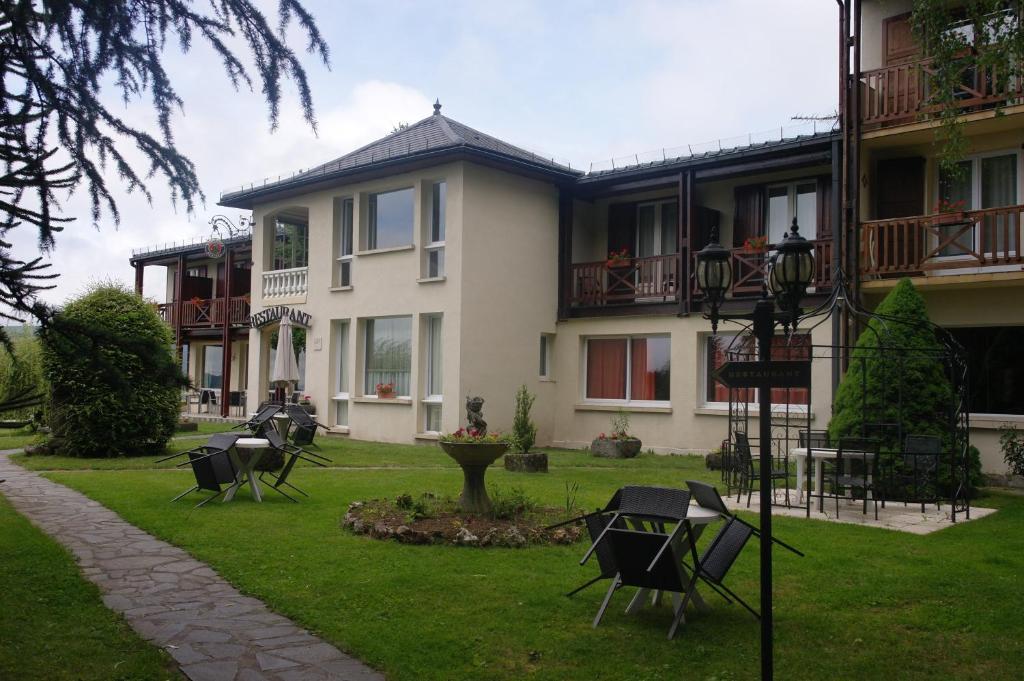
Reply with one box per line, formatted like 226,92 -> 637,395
433,99 -> 442,115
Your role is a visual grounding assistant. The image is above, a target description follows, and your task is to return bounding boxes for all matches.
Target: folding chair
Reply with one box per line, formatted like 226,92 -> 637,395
258,429 -> 331,502
674,518 -> 759,627
234,403 -> 282,437
899,435 -> 943,512
685,480 -> 804,557
171,447 -> 241,508
565,512 -> 625,598
826,437 -> 881,519
579,485 -> 691,568
734,432 -> 791,508
283,404 -> 329,448
155,433 -> 240,466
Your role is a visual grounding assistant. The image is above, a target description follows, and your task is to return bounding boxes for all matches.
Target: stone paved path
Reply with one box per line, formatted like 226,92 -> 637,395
0,451 -> 384,681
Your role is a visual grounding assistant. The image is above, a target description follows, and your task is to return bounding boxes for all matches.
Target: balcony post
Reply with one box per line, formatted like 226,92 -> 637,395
220,247 -> 234,418
173,254 -> 185,352
557,188 -> 573,320
133,263 -> 144,295
680,170 -> 692,315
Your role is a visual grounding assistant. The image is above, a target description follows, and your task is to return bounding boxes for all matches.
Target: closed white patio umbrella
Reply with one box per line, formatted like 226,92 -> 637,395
271,314 -> 300,394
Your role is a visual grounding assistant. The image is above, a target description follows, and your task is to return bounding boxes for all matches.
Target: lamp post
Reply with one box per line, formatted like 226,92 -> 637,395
695,218 -> 814,681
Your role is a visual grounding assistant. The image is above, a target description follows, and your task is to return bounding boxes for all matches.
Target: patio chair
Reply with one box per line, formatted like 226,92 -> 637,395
898,435 -> 943,512
825,437 -> 881,519
170,444 -> 241,508
798,430 -> 829,449
258,429 -> 331,502
155,433 -> 240,466
685,480 -> 804,557
733,433 -> 791,508
674,517 -> 759,624
580,485 -> 692,568
283,404 -> 329,449
566,512 -> 625,598
234,403 -> 281,437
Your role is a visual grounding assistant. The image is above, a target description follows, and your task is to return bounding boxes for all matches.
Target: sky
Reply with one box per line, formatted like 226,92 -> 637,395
9,0 -> 840,307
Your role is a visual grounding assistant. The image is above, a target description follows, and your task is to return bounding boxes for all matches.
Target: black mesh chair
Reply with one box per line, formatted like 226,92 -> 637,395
733,433 -> 791,508
566,512 -> 625,598
258,429 -> 330,502
170,445 -> 241,508
675,518 -> 759,624
579,486 -> 692,568
156,433 -> 240,466
798,430 -> 830,449
685,480 -> 804,557
825,437 -> 881,519
283,404 -> 329,448
899,435 -> 943,512
235,403 -> 282,437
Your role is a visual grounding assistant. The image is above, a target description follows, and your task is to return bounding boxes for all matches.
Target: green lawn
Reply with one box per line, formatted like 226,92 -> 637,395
0,425 -> 42,451
0,494 -> 181,680
20,443 -> 1022,681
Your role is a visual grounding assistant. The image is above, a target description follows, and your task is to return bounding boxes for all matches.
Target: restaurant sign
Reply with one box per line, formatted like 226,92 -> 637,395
249,306 -> 312,329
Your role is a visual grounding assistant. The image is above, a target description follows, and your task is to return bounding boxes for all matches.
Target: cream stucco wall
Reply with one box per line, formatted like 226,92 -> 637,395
860,0 -> 914,73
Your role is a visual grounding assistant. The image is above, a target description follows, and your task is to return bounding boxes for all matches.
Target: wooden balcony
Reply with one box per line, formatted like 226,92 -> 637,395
689,239 -> 834,298
860,204 -> 1024,276
570,254 -> 680,307
156,296 -> 251,328
859,58 -> 1018,128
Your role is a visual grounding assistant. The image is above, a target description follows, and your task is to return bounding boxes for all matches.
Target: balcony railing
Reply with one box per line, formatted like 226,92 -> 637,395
861,204 -> 1024,276
156,296 -> 251,328
262,266 -> 308,298
570,254 -> 680,307
690,239 -> 834,298
859,58 -> 1018,127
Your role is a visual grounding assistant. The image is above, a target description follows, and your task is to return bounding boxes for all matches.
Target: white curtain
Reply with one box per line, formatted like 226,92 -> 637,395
365,317 -> 412,395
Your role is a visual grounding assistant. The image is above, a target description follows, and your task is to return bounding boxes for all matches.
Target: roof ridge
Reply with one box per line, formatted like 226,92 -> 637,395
436,115 -> 465,145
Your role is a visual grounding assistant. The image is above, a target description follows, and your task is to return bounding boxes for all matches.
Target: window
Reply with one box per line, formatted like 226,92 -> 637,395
636,200 -> 678,257
540,334 -> 553,378
703,334 -> 810,406
181,343 -> 190,380
948,326 -> 1024,415
423,315 -> 442,432
938,152 -> 1019,257
766,182 -> 817,245
334,197 -> 354,286
332,320 -> 350,426
185,266 -> 205,278
364,316 -> 412,397
425,181 -> 446,277
202,345 -> 223,389
272,219 -> 309,270
367,187 -> 414,250
584,336 -> 670,402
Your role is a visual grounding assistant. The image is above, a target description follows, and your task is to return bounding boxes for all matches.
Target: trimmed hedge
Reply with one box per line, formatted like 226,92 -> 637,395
41,284 -> 184,457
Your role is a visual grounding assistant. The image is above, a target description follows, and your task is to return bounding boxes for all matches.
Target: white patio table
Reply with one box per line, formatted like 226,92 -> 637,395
790,447 -> 877,511
623,504 -> 724,618
225,437 -> 270,502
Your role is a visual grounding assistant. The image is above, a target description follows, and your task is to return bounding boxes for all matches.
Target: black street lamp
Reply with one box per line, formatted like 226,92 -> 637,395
695,217 -> 815,681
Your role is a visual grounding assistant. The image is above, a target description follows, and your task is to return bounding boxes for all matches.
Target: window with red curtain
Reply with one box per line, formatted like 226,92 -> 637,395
586,336 -> 670,401
706,335 -> 755,404
769,334 -> 811,405
586,339 -> 627,399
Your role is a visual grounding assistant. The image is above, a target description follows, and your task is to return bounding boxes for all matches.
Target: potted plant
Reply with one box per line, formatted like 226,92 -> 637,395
742,235 -> 770,253
438,397 -> 510,513
298,394 -> 316,415
375,382 -> 396,399
505,385 -> 548,473
932,198 -> 967,226
605,247 -> 631,269
590,409 -> 642,458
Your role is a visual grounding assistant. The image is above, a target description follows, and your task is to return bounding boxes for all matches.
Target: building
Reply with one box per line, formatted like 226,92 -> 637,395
841,0 -> 1024,472
207,101 -> 840,455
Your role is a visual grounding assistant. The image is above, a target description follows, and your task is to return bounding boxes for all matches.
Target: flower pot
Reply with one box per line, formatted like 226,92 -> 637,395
504,451 -> 549,473
932,211 -> 967,226
590,437 -> 642,459
438,441 -> 509,514
300,403 -> 316,415
376,389 -> 396,400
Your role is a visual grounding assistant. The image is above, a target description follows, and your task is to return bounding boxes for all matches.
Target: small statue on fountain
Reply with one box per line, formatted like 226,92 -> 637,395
465,396 -> 487,435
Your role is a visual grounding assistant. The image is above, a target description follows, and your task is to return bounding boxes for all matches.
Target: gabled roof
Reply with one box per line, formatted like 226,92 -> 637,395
220,102 -> 579,208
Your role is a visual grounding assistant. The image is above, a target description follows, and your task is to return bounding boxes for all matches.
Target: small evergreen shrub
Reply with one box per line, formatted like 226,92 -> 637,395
511,384 -> 537,454
41,283 -> 185,457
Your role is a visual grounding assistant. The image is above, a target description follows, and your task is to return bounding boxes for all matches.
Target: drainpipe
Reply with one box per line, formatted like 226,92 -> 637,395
851,0 -> 862,316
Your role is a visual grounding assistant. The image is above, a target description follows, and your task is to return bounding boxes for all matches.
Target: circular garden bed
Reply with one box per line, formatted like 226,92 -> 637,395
342,492 -> 584,548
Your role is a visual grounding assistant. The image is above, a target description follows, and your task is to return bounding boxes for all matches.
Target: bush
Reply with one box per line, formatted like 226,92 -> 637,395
829,279 -> 954,450
511,384 -> 537,454
0,328 -> 45,421
41,283 -> 185,457
1000,426 -> 1024,476
489,486 -> 536,520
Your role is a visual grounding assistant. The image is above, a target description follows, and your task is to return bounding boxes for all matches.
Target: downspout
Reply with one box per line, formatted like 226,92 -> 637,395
835,0 -> 849,388
831,138 -> 843,397
851,0 -> 862,318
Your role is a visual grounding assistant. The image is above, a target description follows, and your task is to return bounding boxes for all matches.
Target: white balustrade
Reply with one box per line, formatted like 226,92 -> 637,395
262,266 -> 308,298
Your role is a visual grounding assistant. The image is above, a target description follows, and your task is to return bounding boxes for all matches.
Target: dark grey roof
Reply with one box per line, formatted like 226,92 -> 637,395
220,107 -> 579,206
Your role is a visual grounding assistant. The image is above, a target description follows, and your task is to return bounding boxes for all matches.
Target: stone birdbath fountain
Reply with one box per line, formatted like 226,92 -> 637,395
437,397 -> 509,514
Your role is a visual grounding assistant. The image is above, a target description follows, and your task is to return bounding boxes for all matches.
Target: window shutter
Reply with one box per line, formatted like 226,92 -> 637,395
607,202 -> 637,255
816,175 -> 833,239
733,185 -> 764,247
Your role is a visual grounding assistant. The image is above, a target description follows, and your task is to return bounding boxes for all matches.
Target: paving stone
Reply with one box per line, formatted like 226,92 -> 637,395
0,452 -> 383,680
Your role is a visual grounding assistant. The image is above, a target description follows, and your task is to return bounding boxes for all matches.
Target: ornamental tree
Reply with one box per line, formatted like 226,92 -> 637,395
511,384 -> 537,454
41,283 -> 185,457
828,278 -> 954,450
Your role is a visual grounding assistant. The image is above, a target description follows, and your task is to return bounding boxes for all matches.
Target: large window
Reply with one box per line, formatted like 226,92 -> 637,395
367,187 -> 414,250
332,320 -> 350,426
948,326 -> 1024,415
938,152 -> 1019,257
766,181 -> 817,245
202,345 -> 223,389
272,219 -> 308,270
364,316 -> 412,397
704,334 -> 810,406
636,200 -> 678,257
334,197 -> 354,286
425,182 -> 446,277
584,336 -> 670,402
423,315 -> 443,432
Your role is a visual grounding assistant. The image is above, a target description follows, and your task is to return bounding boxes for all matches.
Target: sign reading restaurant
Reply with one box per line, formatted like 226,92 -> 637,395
249,306 -> 312,329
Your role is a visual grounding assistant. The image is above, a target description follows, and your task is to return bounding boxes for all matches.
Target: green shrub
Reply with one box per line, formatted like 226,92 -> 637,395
41,283 -> 185,457
489,486 -> 536,520
829,278 -> 954,450
511,384 -> 537,454
0,329 -> 45,421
